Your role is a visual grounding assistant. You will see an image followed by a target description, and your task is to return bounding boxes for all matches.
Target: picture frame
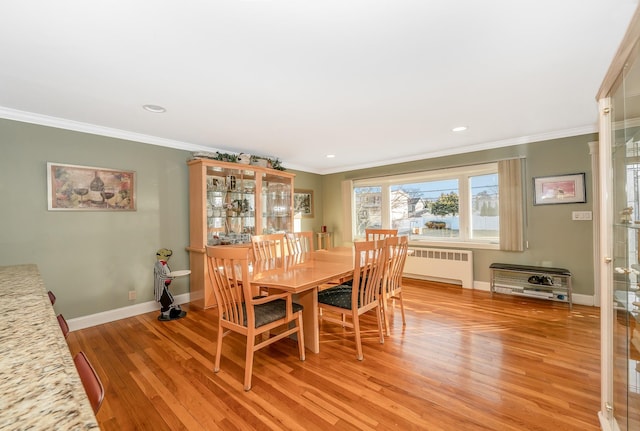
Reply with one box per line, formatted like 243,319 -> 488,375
293,189 -> 314,218
47,162 -> 136,211
533,173 -> 586,205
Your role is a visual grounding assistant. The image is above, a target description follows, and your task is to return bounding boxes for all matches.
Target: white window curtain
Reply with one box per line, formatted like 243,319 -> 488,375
498,158 -> 525,251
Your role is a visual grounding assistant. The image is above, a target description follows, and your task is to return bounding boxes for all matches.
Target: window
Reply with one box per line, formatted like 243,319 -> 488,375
352,163 -> 500,247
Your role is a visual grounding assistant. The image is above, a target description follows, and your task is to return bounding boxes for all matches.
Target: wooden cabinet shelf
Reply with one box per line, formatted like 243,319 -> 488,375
187,158 -> 295,309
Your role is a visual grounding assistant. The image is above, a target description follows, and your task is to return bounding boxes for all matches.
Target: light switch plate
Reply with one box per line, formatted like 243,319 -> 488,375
572,211 -> 592,221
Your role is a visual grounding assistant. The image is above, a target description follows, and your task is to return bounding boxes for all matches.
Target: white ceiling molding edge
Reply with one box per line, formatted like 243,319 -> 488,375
0,106 -> 597,175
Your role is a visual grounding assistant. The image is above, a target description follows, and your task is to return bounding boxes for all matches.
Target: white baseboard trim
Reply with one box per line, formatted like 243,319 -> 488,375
67,293 -> 191,332
474,281 -> 491,291
598,411 -> 620,431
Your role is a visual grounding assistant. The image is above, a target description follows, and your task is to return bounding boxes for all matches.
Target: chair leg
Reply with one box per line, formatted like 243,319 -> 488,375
382,297 -> 391,336
296,312 -> 306,361
353,313 -> 364,361
214,324 -> 224,373
244,335 -> 255,391
375,306 -> 385,345
398,292 -> 406,326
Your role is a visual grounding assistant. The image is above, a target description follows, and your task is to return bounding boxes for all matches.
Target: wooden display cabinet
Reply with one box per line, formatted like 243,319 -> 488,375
186,158 -> 295,309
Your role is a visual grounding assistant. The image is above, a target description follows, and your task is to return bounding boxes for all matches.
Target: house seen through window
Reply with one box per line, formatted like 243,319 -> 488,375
353,163 -> 499,246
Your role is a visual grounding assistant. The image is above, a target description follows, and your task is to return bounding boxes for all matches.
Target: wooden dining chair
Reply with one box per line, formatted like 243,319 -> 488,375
73,351 -> 105,414
251,233 -> 286,260
365,228 -> 398,241
57,314 -> 70,339
252,233 -> 286,295
206,245 -> 305,391
317,239 -> 387,360
380,235 -> 408,336
285,231 -> 314,254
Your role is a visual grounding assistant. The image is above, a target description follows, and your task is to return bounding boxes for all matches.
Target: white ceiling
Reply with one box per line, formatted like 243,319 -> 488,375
0,1 -> 638,174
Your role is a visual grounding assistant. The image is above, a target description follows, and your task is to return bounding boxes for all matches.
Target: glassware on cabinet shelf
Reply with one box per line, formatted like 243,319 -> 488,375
189,158 -> 295,310
261,179 -> 292,234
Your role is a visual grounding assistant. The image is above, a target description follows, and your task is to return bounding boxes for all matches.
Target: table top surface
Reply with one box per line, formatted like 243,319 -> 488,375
0,264 -> 100,430
251,247 -> 354,291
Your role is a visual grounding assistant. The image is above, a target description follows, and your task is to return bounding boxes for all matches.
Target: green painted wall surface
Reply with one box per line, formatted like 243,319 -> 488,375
289,169 -> 324,246
0,119 -> 191,318
0,116 -> 598,322
320,134 -> 597,297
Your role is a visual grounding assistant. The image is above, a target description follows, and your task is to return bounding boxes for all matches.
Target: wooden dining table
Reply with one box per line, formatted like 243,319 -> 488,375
250,246 -> 354,353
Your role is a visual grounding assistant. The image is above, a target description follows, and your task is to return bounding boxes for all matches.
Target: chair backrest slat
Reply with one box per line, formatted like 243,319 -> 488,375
352,239 -> 387,308
365,228 -> 398,242
285,231 -> 314,254
207,246 -> 253,327
383,236 -> 408,296
251,234 -> 286,260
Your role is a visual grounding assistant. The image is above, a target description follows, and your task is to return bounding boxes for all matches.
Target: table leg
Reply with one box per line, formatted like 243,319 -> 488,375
296,287 -> 319,353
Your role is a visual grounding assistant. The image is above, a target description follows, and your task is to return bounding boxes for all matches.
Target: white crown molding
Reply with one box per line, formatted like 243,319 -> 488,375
0,105 -> 599,175
316,124 -> 599,175
0,106 -> 216,153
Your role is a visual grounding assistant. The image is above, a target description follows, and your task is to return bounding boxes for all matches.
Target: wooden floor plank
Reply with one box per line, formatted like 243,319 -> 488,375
68,279 -> 601,431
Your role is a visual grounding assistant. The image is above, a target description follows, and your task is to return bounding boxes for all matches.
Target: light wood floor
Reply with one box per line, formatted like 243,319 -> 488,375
68,280 -> 601,431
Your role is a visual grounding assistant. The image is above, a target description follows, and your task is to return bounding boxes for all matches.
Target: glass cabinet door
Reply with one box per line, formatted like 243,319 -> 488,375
188,158 -> 296,310
608,39 -> 640,430
261,171 -> 292,234
205,166 -> 255,245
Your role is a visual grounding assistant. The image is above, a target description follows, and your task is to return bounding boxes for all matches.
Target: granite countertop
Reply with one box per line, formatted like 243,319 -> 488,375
0,264 -> 100,430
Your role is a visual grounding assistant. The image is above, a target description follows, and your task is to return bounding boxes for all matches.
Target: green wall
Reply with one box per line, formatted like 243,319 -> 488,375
320,134 -> 597,297
288,169 -> 324,247
0,116 -> 598,321
0,119 -> 191,318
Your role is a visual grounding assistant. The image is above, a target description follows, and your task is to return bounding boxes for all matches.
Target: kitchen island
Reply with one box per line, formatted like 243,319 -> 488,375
0,264 -> 99,430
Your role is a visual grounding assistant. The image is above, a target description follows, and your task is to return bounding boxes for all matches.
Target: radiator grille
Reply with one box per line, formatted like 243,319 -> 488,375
404,247 -> 473,288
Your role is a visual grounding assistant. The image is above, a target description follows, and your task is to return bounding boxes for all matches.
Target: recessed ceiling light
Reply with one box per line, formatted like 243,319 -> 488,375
326,154 -> 336,158
143,104 -> 166,113
452,126 -> 467,132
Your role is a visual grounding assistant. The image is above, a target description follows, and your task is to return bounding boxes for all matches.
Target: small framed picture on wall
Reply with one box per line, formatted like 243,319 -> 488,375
294,189 -> 314,218
533,173 -> 586,205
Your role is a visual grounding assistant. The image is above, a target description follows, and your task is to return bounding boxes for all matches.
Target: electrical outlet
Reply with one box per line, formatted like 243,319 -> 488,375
128,290 -> 136,300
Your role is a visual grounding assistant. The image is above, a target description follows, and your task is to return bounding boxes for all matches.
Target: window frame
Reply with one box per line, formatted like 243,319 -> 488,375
351,163 -> 500,250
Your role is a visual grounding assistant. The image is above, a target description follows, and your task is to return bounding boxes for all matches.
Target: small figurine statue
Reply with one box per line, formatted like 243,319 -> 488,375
154,248 -> 187,321
621,207 -> 633,224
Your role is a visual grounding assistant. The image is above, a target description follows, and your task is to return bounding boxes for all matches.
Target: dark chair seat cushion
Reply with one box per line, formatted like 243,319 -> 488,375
317,285 -> 355,309
239,299 -> 303,328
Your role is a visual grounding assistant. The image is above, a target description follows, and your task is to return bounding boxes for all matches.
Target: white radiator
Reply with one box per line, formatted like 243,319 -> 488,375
404,247 -> 473,288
